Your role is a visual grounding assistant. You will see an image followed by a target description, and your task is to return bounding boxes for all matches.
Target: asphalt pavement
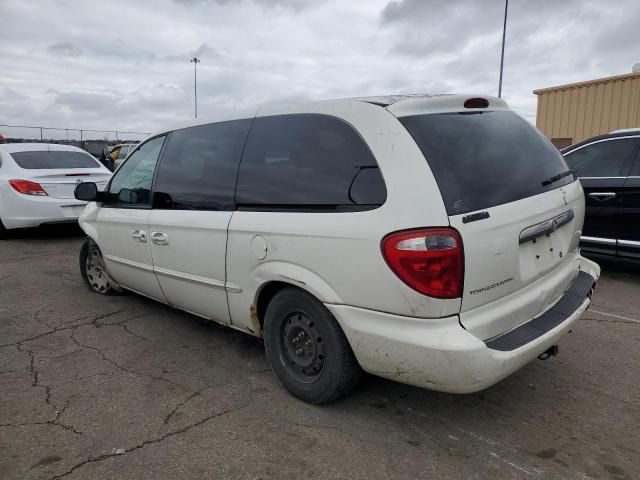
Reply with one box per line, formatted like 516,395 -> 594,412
1,226 -> 638,480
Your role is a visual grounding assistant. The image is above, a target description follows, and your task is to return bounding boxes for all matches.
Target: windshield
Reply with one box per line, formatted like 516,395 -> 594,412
11,150 -> 100,169
400,111 -> 574,215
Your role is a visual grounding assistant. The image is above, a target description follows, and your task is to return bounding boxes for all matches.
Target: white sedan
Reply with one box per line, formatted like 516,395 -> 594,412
0,143 -> 111,237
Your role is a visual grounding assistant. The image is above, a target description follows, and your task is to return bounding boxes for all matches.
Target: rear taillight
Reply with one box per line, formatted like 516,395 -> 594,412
381,228 -> 464,299
9,179 -> 48,196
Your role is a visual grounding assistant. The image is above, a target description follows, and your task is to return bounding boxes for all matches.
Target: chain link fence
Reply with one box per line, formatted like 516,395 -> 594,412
0,124 -> 151,157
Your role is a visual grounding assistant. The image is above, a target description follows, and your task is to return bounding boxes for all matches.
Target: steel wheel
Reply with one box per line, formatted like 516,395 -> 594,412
280,311 -> 326,383
264,287 -> 362,403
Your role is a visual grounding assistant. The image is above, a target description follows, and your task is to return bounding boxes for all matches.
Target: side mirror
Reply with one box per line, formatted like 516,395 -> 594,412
118,188 -> 138,204
75,182 -> 98,201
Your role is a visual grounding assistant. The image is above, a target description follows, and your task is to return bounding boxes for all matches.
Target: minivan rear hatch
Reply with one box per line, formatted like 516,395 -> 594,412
395,100 -> 583,340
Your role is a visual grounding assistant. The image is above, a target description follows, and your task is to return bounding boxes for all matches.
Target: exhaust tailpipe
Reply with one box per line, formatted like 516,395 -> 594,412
538,345 -> 558,360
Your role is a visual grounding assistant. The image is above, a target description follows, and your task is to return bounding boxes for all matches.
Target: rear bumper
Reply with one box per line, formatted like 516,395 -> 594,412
485,270 -> 595,351
327,257 -> 599,394
0,189 -> 86,229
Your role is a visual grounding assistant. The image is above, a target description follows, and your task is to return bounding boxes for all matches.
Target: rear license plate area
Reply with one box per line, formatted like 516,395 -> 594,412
61,205 -> 85,217
519,231 -> 565,282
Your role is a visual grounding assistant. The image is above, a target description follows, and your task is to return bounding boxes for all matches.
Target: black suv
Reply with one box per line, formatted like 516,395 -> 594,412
562,129 -> 640,258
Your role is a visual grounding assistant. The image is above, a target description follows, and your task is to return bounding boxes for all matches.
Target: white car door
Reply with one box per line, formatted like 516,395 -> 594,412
147,119 -> 252,322
96,136 -> 167,300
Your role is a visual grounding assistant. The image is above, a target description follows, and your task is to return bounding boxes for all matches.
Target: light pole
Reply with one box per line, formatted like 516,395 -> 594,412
190,57 -> 200,118
498,0 -> 509,98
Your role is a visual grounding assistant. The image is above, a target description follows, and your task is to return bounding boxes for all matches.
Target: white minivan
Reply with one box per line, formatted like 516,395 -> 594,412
74,94 -> 600,404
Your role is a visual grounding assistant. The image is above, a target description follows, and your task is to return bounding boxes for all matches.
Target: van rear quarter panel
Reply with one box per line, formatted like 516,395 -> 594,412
226,100 -> 459,334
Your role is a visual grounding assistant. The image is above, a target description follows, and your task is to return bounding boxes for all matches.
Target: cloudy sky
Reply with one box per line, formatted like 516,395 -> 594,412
1,0 -> 638,140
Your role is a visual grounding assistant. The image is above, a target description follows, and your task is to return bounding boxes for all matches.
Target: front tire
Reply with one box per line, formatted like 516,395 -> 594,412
263,288 -> 362,404
79,238 -> 122,295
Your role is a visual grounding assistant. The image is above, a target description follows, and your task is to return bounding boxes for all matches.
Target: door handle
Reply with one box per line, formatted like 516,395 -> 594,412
151,231 -> 169,245
588,192 -> 616,201
131,229 -> 147,242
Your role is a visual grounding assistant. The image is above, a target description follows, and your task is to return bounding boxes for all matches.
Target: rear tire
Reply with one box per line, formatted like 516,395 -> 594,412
79,238 -> 122,295
263,288 -> 362,404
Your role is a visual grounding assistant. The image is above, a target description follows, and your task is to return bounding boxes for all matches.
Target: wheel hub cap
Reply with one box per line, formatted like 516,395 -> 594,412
86,245 -> 110,293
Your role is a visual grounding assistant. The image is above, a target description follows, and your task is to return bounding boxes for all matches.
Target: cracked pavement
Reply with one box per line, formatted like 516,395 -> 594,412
1,226 -> 639,480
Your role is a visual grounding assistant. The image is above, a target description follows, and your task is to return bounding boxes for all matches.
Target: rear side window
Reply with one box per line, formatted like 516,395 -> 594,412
564,138 -> 640,178
10,150 -> 100,169
153,119 -> 251,210
400,111 -> 573,215
235,114 -> 386,210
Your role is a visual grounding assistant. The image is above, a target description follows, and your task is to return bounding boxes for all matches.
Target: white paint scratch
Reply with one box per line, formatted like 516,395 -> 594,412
490,452 -> 534,476
589,309 -> 640,325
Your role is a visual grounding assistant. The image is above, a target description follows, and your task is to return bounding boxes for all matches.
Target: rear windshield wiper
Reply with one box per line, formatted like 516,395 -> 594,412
541,169 -> 575,187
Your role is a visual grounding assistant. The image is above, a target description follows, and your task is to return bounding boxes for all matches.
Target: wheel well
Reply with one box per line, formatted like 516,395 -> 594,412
255,281 -> 298,330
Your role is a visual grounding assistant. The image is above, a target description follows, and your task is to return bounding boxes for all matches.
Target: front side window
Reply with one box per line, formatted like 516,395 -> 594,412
153,119 -> 251,210
235,114 -> 386,210
107,136 -> 165,207
564,138 -> 640,178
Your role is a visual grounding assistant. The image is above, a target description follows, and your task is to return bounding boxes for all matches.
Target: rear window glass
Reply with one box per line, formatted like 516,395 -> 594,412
400,111 -> 573,215
11,150 -> 100,169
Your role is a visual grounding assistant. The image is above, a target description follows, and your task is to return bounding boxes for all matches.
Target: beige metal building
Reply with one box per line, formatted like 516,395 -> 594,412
533,72 -> 640,148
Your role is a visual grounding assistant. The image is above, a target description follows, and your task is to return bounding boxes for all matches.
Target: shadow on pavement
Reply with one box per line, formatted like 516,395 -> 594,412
2,222 -> 85,240
583,252 -> 640,279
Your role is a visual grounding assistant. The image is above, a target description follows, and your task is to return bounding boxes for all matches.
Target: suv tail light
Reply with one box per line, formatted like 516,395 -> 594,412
381,228 -> 463,298
9,179 -> 48,196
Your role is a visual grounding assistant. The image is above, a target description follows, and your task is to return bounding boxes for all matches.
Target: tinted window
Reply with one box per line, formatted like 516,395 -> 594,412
11,150 -> 100,169
236,114 -> 385,210
564,138 -> 640,178
400,111 -> 574,215
630,143 -> 640,176
108,136 -> 165,206
153,119 -> 251,210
